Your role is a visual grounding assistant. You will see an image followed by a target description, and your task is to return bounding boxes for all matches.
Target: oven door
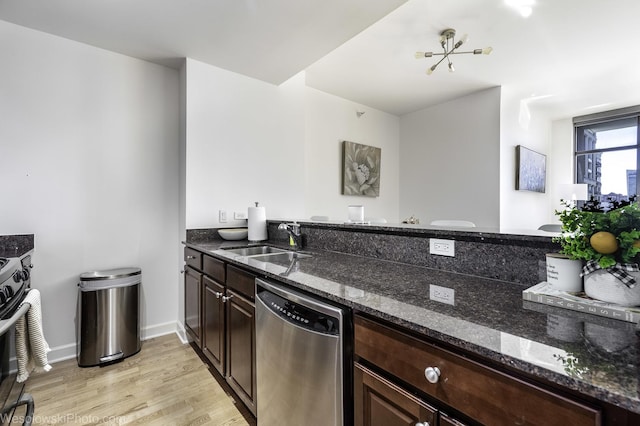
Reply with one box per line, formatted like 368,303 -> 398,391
0,302 -> 34,426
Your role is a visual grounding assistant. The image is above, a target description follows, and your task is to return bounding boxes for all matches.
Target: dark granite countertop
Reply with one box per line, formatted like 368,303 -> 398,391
0,235 -> 34,258
185,240 -> 640,414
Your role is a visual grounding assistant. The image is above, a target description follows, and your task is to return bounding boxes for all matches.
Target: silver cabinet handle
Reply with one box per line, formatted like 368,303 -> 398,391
424,366 -> 440,384
186,255 -> 196,259
222,294 -> 234,302
214,291 -> 223,298
416,423 -> 430,426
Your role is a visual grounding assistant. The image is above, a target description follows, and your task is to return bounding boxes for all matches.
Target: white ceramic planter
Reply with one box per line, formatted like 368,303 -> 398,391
545,253 -> 583,292
583,270 -> 640,307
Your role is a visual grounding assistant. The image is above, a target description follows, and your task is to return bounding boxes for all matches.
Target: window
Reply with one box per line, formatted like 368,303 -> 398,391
574,107 -> 640,208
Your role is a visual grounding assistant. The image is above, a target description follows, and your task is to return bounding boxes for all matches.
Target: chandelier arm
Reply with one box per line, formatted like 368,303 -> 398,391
430,55 -> 448,70
449,50 -> 486,55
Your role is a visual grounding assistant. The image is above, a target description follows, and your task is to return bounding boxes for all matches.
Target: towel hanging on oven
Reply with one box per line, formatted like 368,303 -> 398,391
15,289 -> 51,383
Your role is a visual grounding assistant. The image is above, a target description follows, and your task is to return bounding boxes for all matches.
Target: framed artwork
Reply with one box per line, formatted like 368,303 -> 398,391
516,145 -> 546,193
342,141 -> 381,197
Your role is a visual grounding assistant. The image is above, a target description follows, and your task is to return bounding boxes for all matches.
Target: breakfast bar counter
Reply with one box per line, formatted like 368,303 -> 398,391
184,235 -> 640,420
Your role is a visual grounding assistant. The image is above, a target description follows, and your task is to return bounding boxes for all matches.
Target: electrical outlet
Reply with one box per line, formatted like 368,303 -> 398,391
234,211 -> 247,220
429,284 -> 455,305
219,210 -> 227,223
430,238 -> 455,257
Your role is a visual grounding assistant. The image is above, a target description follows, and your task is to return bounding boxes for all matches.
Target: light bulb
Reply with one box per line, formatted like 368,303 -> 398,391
454,34 -> 469,49
482,46 -> 493,55
415,51 -> 434,59
448,62 -> 455,72
426,65 -> 436,75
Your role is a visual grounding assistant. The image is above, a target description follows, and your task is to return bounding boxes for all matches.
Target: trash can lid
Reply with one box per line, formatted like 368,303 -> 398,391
80,267 -> 141,281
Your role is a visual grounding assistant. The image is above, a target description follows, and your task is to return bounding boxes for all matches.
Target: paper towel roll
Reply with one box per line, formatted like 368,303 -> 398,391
248,204 -> 268,242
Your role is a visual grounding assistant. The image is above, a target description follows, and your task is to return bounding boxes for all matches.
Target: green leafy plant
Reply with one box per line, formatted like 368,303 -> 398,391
554,197 -> 640,268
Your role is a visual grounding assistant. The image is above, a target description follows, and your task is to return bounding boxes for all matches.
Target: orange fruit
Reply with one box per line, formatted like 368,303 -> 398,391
589,231 -> 618,254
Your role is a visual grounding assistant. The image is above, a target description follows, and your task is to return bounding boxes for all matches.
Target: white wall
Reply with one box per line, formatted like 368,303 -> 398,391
184,59 -> 306,229
499,88 -> 556,230
399,87 -> 501,228
305,88 -> 400,222
0,21 -> 181,360
184,61 -> 401,227
548,118 -> 575,222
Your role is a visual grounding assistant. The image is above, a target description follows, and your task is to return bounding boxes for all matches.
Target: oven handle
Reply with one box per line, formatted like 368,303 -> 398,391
0,302 -> 30,336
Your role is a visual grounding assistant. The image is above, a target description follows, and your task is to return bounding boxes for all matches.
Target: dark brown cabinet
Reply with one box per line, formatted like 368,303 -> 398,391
184,248 -> 202,346
200,255 -> 226,374
203,275 -> 225,373
354,314 -> 601,426
183,247 -> 257,416
225,288 -> 256,414
225,265 -> 256,415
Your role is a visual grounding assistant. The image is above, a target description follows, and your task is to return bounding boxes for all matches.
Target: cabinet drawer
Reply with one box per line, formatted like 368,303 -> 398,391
227,265 -> 256,300
184,247 -> 202,270
355,316 -> 601,426
203,255 -> 225,282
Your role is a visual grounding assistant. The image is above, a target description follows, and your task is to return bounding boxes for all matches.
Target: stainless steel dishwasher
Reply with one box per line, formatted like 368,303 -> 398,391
255,278 -> 351,426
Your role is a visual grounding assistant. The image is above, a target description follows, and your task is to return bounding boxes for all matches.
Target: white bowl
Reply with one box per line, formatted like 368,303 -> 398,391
218,228 -> 248,241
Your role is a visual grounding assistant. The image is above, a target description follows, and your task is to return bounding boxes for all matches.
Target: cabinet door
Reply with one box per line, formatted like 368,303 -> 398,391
226,289 -> 256,416
203,275 -> 225,375
184,267 -> 202,346
439,413 -> 467,426
355,363 -> 437,426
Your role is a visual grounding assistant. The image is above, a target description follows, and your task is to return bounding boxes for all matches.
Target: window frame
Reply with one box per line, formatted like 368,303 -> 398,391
573,106 -> 640,198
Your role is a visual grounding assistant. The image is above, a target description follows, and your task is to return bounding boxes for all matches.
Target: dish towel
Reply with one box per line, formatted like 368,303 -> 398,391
15,289 -> 52,383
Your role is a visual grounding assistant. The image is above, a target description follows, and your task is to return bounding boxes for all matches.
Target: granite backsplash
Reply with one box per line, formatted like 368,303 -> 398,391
188,222 -> 558,286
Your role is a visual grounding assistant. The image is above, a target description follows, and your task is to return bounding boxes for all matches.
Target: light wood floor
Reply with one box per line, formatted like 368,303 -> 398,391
21,334 -> 254,425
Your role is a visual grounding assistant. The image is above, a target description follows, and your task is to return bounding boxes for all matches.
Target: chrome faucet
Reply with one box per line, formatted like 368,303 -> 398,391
278,222 -> 302,249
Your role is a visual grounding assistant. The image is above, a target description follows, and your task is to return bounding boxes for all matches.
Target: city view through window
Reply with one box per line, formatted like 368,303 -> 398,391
575,116 -> 638,209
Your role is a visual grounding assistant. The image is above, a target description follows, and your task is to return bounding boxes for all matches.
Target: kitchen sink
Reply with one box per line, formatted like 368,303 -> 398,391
222,246 -> 288,256
248,252 -> 312,263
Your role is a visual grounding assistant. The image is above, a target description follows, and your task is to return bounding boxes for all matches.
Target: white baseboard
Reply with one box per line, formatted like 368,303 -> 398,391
141,320 -> 179,341
175,320 -> 188,344
31,321 -> 186,366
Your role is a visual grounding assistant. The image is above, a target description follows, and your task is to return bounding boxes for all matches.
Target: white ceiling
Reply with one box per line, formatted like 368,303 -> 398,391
2,0 -> 640,118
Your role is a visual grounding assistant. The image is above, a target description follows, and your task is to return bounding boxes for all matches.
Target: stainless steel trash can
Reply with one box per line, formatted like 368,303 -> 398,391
77,267 -> 141,367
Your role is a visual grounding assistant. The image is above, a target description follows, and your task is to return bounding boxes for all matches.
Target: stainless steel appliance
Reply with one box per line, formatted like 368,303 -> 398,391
0,254 -> 34,426
255,278 -> 351,426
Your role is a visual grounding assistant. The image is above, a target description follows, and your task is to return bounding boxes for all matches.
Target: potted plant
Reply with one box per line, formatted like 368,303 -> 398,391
554,197 -> 640,306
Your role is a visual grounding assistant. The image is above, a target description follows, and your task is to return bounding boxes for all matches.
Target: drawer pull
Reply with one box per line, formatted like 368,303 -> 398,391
424,366 -> 440,384
416,423 -> 430,426
214,291 -> 223,298
186,255 -> 196,259
222,294 -> 234,302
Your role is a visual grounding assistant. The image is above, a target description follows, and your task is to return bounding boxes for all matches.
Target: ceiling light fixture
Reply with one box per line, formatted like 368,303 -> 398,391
505,0 -> 535,18
415,28 -> 492,75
